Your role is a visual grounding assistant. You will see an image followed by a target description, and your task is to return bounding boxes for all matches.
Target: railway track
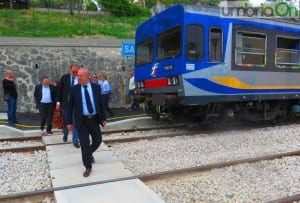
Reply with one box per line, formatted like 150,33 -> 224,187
102,120 -> 292,145
104,131 -> 198,145
102,123 -> 188,134
108,123 -> 300,202
1,150 -> 299,202
1,122 -> 299,202
266,194 -> 300,203
0,135 -> 44,153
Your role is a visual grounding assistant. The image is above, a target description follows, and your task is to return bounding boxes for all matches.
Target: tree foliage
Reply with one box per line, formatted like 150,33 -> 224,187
144,0 -> 221,8
101,0 -> 150,16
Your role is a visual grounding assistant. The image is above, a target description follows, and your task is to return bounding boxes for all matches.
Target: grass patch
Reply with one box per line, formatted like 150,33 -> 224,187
0,9 -> 149,38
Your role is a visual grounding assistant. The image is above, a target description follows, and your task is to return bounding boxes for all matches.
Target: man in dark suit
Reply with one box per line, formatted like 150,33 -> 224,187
67,67 -> 107,177
56,64 -> 80,148
34,76 -> 56,135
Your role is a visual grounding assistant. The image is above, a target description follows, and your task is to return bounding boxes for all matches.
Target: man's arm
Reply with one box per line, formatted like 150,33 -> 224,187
96,85 -> 107,126
66,86 -> 74,131
33,85 -> 39,108
55,75 -> 65,111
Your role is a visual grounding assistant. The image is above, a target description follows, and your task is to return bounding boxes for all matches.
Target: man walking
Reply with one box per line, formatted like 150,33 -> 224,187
34,76 -> 56,135
56,64 -> 80,148
67,67 -> 107,177
2,69 -> 18,126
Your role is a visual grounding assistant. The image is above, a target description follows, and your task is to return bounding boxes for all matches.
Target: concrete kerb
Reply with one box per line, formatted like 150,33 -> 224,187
0,116 -> 161,137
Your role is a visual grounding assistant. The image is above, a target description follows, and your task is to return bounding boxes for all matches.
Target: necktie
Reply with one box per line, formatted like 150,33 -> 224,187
71,77 -> 75,87
83,85 -> 93,114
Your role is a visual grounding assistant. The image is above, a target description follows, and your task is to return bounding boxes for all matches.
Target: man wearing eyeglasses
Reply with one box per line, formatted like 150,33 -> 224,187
56,64 -> 80,148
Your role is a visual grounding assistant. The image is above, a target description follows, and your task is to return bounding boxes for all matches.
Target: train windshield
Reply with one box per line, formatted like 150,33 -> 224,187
157,26 -> 181,60
136,38 -> 154,65
185,24 -> 203,61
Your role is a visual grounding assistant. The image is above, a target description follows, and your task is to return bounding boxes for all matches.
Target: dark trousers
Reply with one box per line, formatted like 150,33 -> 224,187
128,90 -> 138,109
78,116 -> 102,169
102,94 -> 113,117
39,103 -> 54,132
61,108 -> 79,144
7,96 -> 17,124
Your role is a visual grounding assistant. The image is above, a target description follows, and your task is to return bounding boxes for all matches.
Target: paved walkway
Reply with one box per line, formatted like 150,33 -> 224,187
43,134 -> 165,203
0,116 -> 166,203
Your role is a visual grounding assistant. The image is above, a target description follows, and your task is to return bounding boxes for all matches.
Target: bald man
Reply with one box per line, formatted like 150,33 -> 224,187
67,67 -> 107,177
2,70 -> 18,126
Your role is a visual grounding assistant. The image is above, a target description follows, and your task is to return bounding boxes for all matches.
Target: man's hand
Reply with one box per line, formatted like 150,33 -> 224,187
67,124 -> 73,131
55,105 -> 61,112
101,120 -> 107,127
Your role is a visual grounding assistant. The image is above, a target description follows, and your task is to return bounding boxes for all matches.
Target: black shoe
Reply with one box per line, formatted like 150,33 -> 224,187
63,136 -> 67,142
83,168 -> 92,177
8,123 -> 15,127
47,131 -> 53,134
73,143 -> 80,148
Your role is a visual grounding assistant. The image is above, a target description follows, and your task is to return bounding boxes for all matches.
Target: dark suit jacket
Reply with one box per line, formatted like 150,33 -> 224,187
34,84 -> 56,108
56,73 -> 72,108
67,83 -> 106,130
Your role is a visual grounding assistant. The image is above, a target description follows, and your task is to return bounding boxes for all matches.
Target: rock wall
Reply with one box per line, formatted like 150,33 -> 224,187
0,37 -> 134,113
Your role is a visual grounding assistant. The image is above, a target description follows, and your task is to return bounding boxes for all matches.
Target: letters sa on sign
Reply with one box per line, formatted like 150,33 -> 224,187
121,42 -> 135,57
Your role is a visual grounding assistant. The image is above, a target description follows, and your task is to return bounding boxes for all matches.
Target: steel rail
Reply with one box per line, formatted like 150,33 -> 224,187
266,194 -> 300,203
102,123 -> 187,134
1,150 -> 299,202
0,135 -> 42,142
139,150 -> 300,182
0,145 -> 45,153
104,131 -> 199,145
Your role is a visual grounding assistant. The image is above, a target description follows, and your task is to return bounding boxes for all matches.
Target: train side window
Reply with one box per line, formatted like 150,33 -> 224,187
235,31 -> 266,67
185,24 -> 203,61
276,36 -> 300,69
157,26 -> 181,60
209,28 -> 223,62
136,38 -> 154,65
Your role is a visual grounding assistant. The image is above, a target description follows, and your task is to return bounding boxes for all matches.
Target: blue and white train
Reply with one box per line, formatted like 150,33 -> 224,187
134,4 -> 300,122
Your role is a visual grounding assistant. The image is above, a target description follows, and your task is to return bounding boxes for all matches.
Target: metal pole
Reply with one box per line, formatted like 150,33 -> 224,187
125,56 -> 129,96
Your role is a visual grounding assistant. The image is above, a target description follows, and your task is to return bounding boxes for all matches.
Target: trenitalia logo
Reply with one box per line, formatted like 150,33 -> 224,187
219,1 -> 300,18
150,63 -> 159,77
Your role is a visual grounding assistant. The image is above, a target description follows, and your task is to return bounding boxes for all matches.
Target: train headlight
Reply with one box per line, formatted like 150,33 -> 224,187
167,76 -> 179,86
137,81 -> 144,88
167,78 -> 172,86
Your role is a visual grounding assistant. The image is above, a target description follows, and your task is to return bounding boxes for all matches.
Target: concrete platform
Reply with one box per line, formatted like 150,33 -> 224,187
46,141 -> 132,188
0,125 -> 23,137
47,147 -> 118,170
55,179 -> 165,203
50,161 -> 133,188
0,125 -> 60,138
44,133 -> 165,203
104,117 -> 168,131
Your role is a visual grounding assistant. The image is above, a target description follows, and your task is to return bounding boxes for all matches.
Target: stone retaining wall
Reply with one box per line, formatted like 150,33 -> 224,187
0,37 -> 134,113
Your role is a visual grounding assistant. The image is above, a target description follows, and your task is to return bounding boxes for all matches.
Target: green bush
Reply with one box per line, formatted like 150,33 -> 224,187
101,0 -> 150,16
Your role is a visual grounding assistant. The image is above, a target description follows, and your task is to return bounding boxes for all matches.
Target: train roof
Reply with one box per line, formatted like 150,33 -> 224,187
136,4 -> 300,40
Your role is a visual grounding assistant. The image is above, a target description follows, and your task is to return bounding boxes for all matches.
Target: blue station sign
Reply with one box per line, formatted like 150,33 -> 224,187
121,41 -> 135,57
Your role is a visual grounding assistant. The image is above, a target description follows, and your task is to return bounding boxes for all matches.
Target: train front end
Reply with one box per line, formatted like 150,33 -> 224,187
134,5 -> 187,120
